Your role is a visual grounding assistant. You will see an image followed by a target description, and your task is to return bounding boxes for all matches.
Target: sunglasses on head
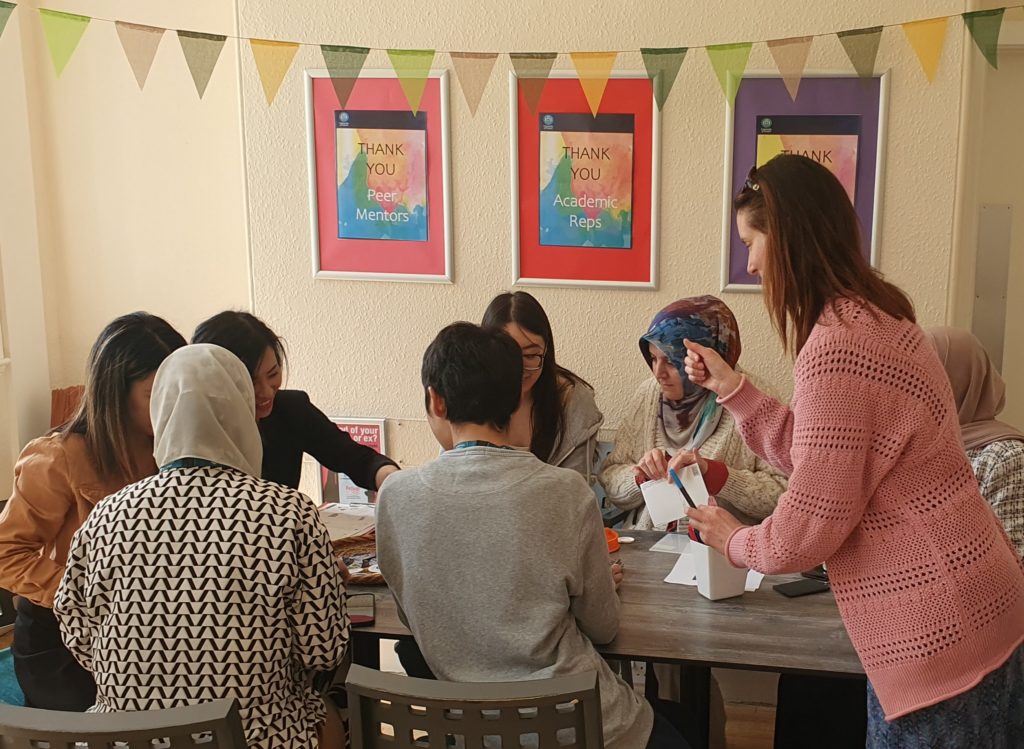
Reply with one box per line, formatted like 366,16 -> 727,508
743,165 -> 760,192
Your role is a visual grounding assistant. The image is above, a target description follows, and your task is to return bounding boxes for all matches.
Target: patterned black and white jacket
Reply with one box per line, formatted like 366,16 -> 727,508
55,465 -> 349,749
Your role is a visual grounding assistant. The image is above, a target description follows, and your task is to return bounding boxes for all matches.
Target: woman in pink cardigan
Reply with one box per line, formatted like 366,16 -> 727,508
682,154 -> 1024,747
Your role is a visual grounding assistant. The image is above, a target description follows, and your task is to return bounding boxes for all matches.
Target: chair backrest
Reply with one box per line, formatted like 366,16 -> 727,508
49,385 -> 84,429
346,665 -> 603,749
0,698 -> 246,749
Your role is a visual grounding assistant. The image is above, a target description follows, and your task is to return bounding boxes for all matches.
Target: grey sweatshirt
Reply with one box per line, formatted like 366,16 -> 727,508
376,446 -> 653,749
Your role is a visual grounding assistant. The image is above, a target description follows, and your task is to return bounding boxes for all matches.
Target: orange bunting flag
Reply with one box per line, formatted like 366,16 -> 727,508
570,51 -> 618,116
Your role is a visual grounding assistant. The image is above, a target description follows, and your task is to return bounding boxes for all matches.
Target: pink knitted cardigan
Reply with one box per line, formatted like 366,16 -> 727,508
723,298 -> 1024,719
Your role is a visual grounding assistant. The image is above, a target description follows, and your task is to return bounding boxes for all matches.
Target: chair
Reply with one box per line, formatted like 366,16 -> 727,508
0,698 -> 247,748
346,665 -> 603,749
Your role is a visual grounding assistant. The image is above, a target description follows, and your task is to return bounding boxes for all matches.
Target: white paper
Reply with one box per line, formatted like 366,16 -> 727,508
676,463 -> 710,506
640,479 -> 687,526
650,533 -> 691,554
663,550 -> 765,591
319,503 -> 376,541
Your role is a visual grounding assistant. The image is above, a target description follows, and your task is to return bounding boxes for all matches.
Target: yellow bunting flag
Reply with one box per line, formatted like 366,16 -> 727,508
115,22 -> 165,90
250,39 -> 299,105
570,51 -> 617,116
177,30 -> 227,98
706,43 -> 752,106
450,51 -> 499,116
320,45 -> 370,109
39,9 -> 90,76
387,49 -> 436,114
640,47 -> 688,110
901,18 -> 947,82
767,36 -> 813,101
963,8 -> 1005,70
0,2 -> 16,40
510,52 -> 558,114
838,26 -> 883,79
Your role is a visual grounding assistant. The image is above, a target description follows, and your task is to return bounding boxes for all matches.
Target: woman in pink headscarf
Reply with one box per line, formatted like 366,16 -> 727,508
927,327 -> 1024,557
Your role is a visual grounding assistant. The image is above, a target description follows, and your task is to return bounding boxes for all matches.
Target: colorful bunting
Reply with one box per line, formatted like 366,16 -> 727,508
177,31 -> 226,98
767,36 -> 813,100
387,48 -> 436,114
250,39 -> 298,105
640,47 -> 687,110
570,51 -> 617,116
963,8 -> 1004,69
39,9 -> 90,76
450,51 -> 499,115
320,45 -> 370,109
838,26 -> 883,79
0,2 -> 16,40
901,18 -> 947,82
510,52 -> 557,114
115,22 -> 164,90
707,43 -> 752,106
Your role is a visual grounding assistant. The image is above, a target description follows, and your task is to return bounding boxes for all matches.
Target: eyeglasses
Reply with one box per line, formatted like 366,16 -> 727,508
522,352 -> 546,372
743,165 -> 760,192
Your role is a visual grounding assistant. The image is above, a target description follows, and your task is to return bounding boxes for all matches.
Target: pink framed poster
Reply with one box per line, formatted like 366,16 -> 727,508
510,73 -> 661,288
306,70 -> 452,282
318,418 -> 386,504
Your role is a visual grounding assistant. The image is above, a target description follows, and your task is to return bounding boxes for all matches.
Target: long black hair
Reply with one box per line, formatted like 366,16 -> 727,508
60,312 -> 186,481
191,311 -> 287,376
482,291 -> 589,461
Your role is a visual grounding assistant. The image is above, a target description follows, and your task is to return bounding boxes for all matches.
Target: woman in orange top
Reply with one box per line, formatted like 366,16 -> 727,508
0,312 -> 185,710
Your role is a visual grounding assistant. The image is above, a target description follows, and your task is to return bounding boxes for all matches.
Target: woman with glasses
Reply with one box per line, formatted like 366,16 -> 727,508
482,291 -> 603,483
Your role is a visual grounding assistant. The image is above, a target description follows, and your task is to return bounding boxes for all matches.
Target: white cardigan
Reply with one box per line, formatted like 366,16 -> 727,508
599,378 -> 787,529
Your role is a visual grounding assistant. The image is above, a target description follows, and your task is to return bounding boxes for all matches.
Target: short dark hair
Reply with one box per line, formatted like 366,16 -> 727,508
421,322 -> 522,430
191,311 -> 286,376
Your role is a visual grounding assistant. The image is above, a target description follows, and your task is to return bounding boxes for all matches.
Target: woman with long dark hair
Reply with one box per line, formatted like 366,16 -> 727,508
482,291 -> 603,483
192,311 -> 398,492
682,154 -> 1024,746
0,312 -> 185,710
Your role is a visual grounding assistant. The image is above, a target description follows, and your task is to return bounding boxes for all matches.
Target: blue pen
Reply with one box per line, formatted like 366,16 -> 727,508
669,468 -> 703,544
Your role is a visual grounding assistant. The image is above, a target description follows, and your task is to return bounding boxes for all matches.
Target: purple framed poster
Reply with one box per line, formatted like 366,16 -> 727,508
720,73 -> 889,291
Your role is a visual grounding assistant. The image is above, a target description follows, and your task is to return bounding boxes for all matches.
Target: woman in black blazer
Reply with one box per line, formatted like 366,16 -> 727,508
193,311 -> 398,492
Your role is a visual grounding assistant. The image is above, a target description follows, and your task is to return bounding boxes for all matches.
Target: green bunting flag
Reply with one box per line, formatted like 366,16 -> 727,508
387,48 -> 436,114
963,8 -> 1004,70
320,45 -> 370,108
0,2 -> 16,40
39,9 -> 91,76
510,52 -> 558,114
640,47 -> 687,109
707,42 -> 752,106
838,26 -> 883,79
177,30 -> 227,98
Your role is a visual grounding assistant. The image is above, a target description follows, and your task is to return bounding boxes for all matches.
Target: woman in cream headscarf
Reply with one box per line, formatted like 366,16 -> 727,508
54,344 -> 349,749
927,327 -> 1024,557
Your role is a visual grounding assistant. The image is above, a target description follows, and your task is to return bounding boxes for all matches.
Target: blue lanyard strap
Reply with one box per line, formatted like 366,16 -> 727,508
452,440 -> 514,451
159,457 -> 229,473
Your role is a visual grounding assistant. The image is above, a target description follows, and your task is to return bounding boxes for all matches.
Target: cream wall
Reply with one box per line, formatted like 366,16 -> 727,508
238,0 -> 967,467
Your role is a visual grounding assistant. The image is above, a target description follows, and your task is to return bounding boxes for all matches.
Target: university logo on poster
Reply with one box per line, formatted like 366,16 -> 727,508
336,110 -> 428,242
538,113 -> 634,249
755,114 -> 860,202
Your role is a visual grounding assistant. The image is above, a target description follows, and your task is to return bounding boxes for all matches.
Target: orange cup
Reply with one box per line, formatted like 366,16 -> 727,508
604,527 -> 620,553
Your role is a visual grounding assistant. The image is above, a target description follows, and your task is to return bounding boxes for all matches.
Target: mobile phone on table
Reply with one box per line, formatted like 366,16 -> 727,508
348,592 -> 375,626
774,579 -> 830,598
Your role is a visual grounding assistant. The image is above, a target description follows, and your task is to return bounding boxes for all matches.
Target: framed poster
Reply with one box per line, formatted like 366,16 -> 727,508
306,70 -> 452,282
721,73 -> 889,291
317,418 -> 386,504
511,72 -> 660,288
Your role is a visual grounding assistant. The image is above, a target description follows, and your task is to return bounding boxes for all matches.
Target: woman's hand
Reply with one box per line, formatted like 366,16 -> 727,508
375,464 -> 399,490
685,505 -> 745,556
683,339 -> 743,397
610,560 -> 624,590
337,558 -> 352,585
667,447 -> 708,476
635,449 -> 670,483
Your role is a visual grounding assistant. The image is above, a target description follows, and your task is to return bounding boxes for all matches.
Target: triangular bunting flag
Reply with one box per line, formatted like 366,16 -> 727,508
387,48 -> 436,114
901,18 -> 947,82
0,2 -> 16,40
450,52 -> 499,116
570,51 -> 617,116
963,8 -> 1004,70
510,52 -> 557,114
640,47 -> 687,110
838,26 -> 883,79
115,22 -> 165,90
250,39 -> 299,105
706,43 -> 752,106
177,30 -> 226,98
320,45 -> 370,109
39,9 -> 90,76
767,36 -> 813,101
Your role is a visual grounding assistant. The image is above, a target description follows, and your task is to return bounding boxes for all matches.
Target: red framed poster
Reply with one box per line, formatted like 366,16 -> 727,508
511,73 -> 660,288
306,70 -> 452,282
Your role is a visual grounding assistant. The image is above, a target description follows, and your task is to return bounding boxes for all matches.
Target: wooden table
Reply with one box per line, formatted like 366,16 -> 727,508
350,531 -> 862,748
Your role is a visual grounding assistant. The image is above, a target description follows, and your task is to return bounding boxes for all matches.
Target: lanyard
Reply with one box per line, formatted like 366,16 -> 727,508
452,440 -> 514,451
